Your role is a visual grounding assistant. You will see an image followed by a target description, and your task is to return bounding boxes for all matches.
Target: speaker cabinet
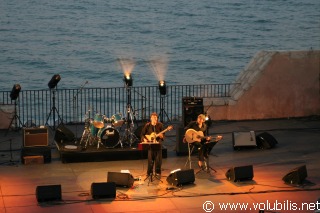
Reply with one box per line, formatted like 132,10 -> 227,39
91,182 -> 116,199
54,124 -> 75,143
182,97 -> 203,127
256,132 -> 278,149
232,131 -> 257,150
226,165 -> 254,182
21,146 -> 51,163
107,172 -> 134,188
166,169 -> 195,186
23,127 -> 48,147
282,165 -> 307,185
36,185 -> 62,202
176,125 -> 188,156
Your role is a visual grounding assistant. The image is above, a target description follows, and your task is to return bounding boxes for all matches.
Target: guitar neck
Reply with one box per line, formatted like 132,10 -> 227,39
156,126 -> 172,137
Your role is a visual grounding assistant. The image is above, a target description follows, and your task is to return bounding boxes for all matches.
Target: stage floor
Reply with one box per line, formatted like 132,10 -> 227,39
56,141 -> 168,163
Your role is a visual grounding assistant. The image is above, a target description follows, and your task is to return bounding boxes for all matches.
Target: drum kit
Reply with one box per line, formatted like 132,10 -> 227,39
79,110 -> 127,149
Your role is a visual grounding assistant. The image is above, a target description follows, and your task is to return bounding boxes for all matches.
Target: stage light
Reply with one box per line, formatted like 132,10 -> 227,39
205,114 -> 212,127
48,74 -> 61,89
158,80 -> 166,95
10,84 -> 21,100
123,74 -> 133,87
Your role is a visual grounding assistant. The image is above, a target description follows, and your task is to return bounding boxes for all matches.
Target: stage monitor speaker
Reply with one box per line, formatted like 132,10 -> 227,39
232,131 -> 257,150
107,172 -> 134,188
91,182 -> 116,199
54,124 -> 75,143
175,125 -> 188,156
23,127 -> 48,147
182,97 -> 203,127
166,169 -> 195,186
282,165 -> 307,185
256,132 -> 278,149
36,185 -> 62,202
225,165 -> 254,182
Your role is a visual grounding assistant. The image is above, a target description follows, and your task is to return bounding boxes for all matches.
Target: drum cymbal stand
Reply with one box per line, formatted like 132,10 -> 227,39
122,86 -> 138,147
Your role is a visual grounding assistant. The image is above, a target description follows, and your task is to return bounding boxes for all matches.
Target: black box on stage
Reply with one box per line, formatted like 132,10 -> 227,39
166,169 -> 195,186
175,125 -> 188,156
36,185 -> 62,202
225,165 -> 254,182
282,165 -> 307,185
23,127 -> 48,147
54,124 -> 76,143
232,131 -> 257,150
182,97 -> 204,127
256,132 -> 278,149
91,182 -> 116,199
21,146 -> 51,163
107,172 -> 134,188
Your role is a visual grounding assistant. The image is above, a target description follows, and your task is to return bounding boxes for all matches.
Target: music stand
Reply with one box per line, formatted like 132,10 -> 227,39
196,141 -> 218,175
142,142 -> 163,185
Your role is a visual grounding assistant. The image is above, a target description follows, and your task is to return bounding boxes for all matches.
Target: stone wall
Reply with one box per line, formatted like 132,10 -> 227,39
206,50 -> 320,120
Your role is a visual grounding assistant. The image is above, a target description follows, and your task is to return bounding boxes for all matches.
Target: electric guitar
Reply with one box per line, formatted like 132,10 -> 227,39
184,128 -> 223,143
143,125 -> 173,143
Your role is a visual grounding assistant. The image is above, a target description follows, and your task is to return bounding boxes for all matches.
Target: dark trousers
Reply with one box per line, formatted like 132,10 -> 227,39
194,142 -> 217,161
147,148 -> 162,175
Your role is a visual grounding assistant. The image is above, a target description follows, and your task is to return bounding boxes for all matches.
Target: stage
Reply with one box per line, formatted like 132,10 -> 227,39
55,141 -> 168,163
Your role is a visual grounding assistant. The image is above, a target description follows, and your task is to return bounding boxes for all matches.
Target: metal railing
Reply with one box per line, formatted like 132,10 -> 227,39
0,84 -> 235,127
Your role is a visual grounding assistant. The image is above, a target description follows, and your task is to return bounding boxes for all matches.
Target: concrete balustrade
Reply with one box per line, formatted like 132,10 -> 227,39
206,50 -> 320,120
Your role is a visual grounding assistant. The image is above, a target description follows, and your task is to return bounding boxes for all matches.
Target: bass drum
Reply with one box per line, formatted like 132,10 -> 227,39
97,127 -> 120,148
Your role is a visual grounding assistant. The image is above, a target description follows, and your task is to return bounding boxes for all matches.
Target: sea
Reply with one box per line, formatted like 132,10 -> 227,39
0,0 -> 319,91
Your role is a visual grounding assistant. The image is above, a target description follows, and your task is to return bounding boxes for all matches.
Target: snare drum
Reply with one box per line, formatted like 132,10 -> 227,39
111,113 -> 124,127
93,113 -> 105,129
97,127 -> 120,148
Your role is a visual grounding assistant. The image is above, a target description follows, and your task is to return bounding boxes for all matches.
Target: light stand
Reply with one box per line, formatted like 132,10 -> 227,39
45,89 -> 62,130
5,84 -> 24,136
5,99 -> 24,136
121,74 -> 138,147
45,74 -> 62,130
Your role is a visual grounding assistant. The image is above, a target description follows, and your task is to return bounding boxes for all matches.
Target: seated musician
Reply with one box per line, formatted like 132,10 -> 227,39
140,112 -> 165,178
184,114 -> 221,169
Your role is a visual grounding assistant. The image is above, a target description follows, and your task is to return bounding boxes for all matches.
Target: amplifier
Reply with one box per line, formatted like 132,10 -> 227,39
182,97 -> 203,105
23,127 -> 48,147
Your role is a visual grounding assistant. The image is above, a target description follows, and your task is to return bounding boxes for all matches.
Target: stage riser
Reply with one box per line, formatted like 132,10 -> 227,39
59,148 -> 167,163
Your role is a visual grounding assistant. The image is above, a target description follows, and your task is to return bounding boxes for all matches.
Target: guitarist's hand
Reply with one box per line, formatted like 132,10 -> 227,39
216,135 -> 223,141
158,133 -> 164,139
206,136 -> 212,141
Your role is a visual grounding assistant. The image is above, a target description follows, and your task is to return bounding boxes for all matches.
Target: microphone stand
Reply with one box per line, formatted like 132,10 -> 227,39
73,81 -> 88,142
204,102 -> 214,135
132,88 -> 147,122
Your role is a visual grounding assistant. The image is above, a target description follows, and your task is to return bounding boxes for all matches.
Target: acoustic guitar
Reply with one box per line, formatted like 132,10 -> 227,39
143,125 -> 173,143
184,128 -> 223,143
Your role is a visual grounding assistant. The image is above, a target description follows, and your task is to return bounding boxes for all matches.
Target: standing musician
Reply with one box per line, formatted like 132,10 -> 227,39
184,114 -> 222,169
140,112 -> 165,178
